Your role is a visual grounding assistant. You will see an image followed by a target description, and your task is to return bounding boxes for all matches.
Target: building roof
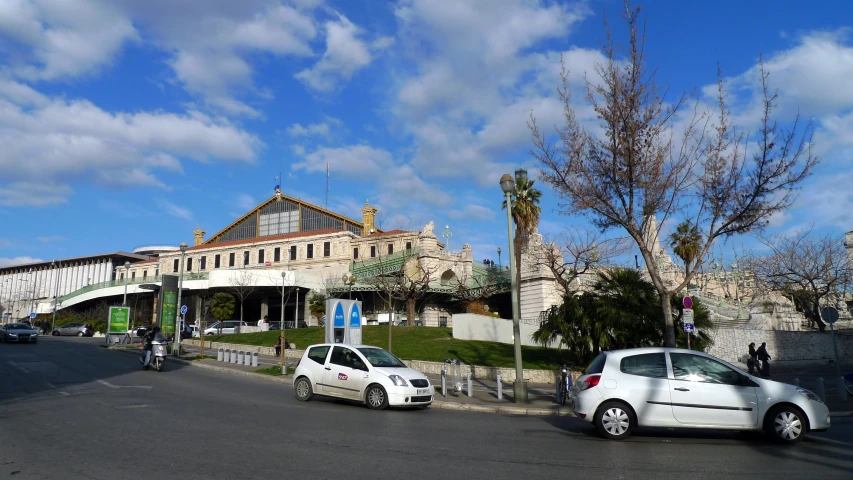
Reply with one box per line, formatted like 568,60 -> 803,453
131,258 -> 160,265
365,229 -> 414,238
0,252 -> 151,272
175,228 -> 355,253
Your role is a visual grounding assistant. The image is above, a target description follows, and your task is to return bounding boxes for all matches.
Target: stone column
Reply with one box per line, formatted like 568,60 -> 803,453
195,295 -> 203,325
260,295 -> 269,320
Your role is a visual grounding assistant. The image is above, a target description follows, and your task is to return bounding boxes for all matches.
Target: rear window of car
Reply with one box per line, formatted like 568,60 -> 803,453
620,353 -> 667,378
584,354 -> 607,375
307,346 -> 331,365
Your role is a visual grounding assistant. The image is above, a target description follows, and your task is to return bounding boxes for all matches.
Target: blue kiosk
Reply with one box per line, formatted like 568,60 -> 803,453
325,298 -> 363,345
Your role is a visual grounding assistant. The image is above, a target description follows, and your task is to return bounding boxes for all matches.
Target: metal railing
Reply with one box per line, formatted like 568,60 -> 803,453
57,272 -> 209,303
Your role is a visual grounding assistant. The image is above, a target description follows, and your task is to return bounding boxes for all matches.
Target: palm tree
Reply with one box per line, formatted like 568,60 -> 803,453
669,221 -> 703,276
501,170 -> 542,306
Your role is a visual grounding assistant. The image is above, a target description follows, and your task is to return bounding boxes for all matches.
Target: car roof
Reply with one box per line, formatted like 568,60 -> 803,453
602,347 -> 713,359
305,343 -> 380,349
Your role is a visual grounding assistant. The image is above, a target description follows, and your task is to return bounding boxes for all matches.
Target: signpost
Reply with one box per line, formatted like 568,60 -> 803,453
821,306 -> 847,402
682,296 -> 694,350
30,312 -> 36,319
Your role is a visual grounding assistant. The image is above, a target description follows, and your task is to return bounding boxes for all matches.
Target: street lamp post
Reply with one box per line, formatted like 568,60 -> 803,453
280,271 -> 287,373
51,261 -> 61,333
122,261 -> 130,306
500,173 -> 527,403
443,225 -> 453,251
1,279 -> 9,324
27,269 -> 36,320
497,248 -> 502,269
175,242 -> 187,356
342,273 -> 356,299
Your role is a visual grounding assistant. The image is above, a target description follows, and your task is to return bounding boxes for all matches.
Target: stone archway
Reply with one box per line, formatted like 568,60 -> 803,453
440,269 -> 457,286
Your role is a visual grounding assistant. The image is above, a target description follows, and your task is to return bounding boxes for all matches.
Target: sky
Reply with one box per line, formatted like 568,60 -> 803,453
2,0 -> 853,269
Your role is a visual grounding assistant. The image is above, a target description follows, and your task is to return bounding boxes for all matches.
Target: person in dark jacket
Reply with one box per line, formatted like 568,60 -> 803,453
747,342 -> 757,375
756,342 -> 771,377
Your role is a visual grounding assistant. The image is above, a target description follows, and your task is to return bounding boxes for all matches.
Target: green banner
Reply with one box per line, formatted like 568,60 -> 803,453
161,290 -> 177,335
108,307 -> 130,333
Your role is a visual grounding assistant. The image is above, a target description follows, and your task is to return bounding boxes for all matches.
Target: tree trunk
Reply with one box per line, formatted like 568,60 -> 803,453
811,303 -> 827,332
387,297 -> 393,353
407,297 -> 416,326
660,291 -> 676,347
239,301 -> 244,323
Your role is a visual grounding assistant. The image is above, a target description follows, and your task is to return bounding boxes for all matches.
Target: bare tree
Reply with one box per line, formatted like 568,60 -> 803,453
448,266 -> 508,314
227,270 -> 258,324
749,230 -> 849,331
262,270 -> 303,368
529,2 -> 817,346
533,227 -> 629,295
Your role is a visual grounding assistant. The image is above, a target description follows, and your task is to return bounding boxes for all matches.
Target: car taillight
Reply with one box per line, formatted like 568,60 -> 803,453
581,375 -> 601,391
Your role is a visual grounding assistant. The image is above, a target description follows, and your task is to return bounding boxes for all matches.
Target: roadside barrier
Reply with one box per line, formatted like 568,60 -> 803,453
217,348 -> 224,362
497,374 -> 503,400
252,352 -> 259,367
224,349 -> 231,363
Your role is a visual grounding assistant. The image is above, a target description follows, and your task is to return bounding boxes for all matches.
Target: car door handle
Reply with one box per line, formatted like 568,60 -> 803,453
325,367 -> 331,370
674,387 -> 690,391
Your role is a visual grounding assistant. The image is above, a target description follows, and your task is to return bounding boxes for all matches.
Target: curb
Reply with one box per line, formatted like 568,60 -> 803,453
830,411 -> 853,418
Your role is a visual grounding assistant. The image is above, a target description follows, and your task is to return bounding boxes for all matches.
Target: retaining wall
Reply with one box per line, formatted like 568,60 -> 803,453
707,327 -> 853,368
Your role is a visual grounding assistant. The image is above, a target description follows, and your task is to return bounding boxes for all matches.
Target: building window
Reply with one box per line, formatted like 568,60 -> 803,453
439,316 -> 448,327
155,267 -> 159,277
173,259 -> 179,272
201,256 -> 207,270
274,247 -> 281,262
323,242 -> 330,257
406,241 -> 412,251
215,254 -> 220,269
131,272 -> 136,279
119,272 -> 124,280
307,244 -> 314,259
229,253 -> 235,267
353,247 -> 359,260
143,270 -> 148,278
186,258 -> 193,271
243,251 -> 249,266
388,243 -> 394,255
370,246 -> 376,258
258,249 -> 265,264
290,245 -> 297,261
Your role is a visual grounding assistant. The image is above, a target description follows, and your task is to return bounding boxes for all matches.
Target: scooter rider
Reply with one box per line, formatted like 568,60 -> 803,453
140,326 -> 163,368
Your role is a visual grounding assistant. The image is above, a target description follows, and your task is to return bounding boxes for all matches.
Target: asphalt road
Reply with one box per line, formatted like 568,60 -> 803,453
2,337 -> 852,480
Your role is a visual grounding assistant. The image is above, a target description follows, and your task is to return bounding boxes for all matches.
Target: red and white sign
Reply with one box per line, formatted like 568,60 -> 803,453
683,296 -> 693,310
338,373 -> 348,381
265,261 -> 271,266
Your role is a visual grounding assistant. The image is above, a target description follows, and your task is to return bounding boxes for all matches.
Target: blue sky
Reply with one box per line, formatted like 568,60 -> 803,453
2,0 -> 853,268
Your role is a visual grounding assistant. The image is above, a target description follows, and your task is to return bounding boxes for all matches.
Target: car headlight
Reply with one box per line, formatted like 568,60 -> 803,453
8,333 -> 17,338
797,387 -> 823,403
389,375 -> 408,387
32,333 -> 38,337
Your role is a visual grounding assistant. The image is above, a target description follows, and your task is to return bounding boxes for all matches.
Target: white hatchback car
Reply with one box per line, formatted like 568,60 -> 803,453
572,348 -> 830,443
293,343 -> 434,410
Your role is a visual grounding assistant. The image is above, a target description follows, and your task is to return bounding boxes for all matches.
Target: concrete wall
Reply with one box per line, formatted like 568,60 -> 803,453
707,327 -> 853,368
452,313 -> 560,348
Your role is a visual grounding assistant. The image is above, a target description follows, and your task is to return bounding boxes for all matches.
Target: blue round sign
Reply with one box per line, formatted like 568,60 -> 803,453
180,305 -> 188,315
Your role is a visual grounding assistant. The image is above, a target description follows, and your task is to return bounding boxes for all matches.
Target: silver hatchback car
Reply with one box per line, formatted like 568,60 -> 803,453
52,322 -> 94,337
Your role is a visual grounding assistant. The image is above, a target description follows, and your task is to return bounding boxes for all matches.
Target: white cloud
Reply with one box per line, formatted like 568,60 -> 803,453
236,194 -> 257,211
0,256 -> 43,268
0,0 -> 138,80
448,204 -> 496,222
295,14 -> 381,93
157,199 -> 193,221
0,79 -> 260,204
36,235 -> 64,242
286,117 -> 343,138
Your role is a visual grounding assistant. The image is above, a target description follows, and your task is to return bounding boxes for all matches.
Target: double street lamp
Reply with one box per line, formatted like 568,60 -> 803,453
500,172 -> 528,404
175,242 -> 187,356
122,261 -> 130,306
342,273 -> 357,299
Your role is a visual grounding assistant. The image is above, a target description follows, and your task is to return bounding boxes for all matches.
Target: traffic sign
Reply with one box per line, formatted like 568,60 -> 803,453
180,305 -> 188,315
683,323 -> 695,333
821,306 -> 839,325
683,296 -> 693,309
29,312 -> 36,319
682,309 -> 695,325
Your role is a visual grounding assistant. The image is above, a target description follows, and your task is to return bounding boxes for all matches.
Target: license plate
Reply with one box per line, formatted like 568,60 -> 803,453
416,388 -> 430,395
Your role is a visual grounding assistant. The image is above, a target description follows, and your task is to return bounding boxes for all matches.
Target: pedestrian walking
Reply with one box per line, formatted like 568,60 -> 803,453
274,338 -> 281,357
756,342 -> 771,377
747,342 -> 757,375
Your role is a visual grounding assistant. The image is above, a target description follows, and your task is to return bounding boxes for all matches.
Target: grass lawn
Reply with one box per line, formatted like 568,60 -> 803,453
255,366 -> 283,376
202,326 -> 573,370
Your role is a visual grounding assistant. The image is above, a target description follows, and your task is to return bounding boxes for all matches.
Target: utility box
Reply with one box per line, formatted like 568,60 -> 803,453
325,299 -> 363,345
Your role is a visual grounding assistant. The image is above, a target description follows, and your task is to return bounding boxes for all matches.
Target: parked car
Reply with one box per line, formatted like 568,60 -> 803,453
203,321 -> 248,336
571,347 -> 830,444
293,343 -> 433,410
0,323 -> 39,343
52,322 -> 94,337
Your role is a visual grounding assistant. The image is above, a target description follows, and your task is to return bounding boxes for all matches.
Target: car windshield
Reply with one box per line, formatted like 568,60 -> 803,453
356,348 -> 407,368
7,323 -> 29,330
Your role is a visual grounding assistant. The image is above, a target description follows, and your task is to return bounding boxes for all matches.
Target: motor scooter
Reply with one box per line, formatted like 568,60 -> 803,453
141,336 -> 168,372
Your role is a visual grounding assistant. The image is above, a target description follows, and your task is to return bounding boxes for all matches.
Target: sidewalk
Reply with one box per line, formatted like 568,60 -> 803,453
109,345 -> 853,418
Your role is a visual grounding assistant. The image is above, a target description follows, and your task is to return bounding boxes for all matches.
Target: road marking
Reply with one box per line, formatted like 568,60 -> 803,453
59,392 -> 70,396
6,361 -> 30,373
97,379 -> 152,389
45,383 -> 56,389
117,404 -> 151,409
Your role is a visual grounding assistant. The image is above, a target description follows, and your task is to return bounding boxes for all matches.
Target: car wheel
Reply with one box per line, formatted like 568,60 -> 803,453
52,331 -> 59,336
295,377 -> 313,402
595,401 -> 634,440
77,332 -> 83,337
365,384 -> 389,410
765,405 -> 806,444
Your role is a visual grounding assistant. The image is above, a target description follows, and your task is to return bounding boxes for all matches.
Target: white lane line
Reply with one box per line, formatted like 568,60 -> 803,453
117,404 -> 151,409
6,361 -> 30,373
45,383 -> 56,389
97,379 -> 152,389
98,380 -> 119,389
59,392 -> 70,396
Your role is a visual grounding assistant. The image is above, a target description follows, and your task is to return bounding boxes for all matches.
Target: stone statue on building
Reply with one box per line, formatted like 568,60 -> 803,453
420,221 -> 436,238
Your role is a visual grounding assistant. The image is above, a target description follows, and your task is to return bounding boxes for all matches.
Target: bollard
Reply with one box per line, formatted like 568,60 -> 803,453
497,374 -> 503,400
794,378 -> 800,387
816,377 -> 827,403
839,376 -> 849,402
224,349 -> 231,363
217,348 -> 224,362
441,368 -> 447,398
252,352 -> 259,367
244,351 -> 251,366
467,372 -> 473,397
237,350 -> 245,365
230,349 -> 238,364
556,376 -> 562,404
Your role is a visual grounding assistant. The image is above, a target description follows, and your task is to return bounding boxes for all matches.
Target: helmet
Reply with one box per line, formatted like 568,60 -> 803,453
152,326 -> 161,334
